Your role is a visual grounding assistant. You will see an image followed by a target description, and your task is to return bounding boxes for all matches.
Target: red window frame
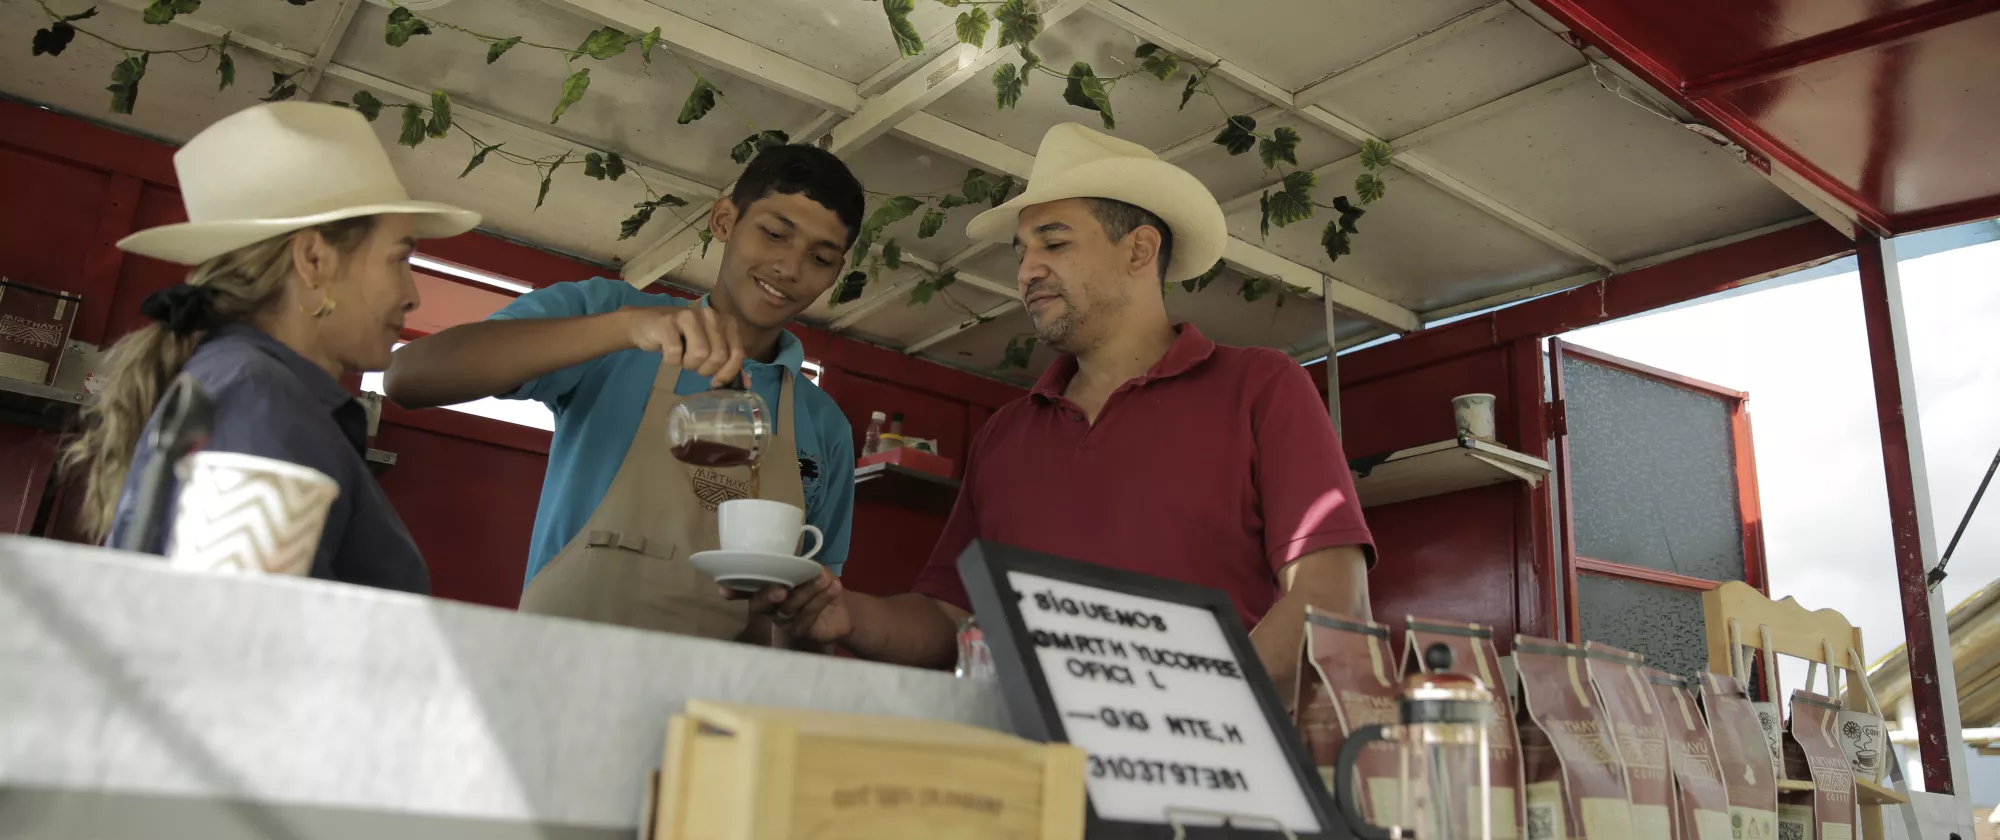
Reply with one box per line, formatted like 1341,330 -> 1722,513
1548,338 -> 1771,642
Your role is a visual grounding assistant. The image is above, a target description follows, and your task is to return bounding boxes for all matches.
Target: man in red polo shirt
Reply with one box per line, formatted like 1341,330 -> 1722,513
750,123 -> 1374,693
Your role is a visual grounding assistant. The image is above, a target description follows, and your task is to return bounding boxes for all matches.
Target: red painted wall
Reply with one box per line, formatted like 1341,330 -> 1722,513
0,99 -> 1021,608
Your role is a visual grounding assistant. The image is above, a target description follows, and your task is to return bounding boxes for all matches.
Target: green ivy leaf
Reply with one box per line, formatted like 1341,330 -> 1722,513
1355,172 -> 1386,204
1333,194 -> 1364,233
852,228 -> 875,268
1180,260 -> 1224,293
460,142 -> 501,178
997,335 -> 1035,371
1259,125 -> 1300,170
883,0 -> 922,58
918,208 -> 946,239
33,23 -> 78,57
426,89 -> 450,138
729,129 -> 789,164
584,152 -> 607,179
59,6 -> 98,21
384,7 -> 430,47
1061,62 -> 1114,130
1359,138 -> 1394,170
604,151 -> 625,181
575,26 -> 631,60
988,174 -> 1016,207
536,151 -> 569,211
215,33 -> 234,90
908,270 -> 952,305
995,0 -> 1039,49
992,62 -> 1023,110
833,271 -> 866,304
1213,115 -> 1257,156
1321,221 -> 1352,263
261,70 -> 299,102
106,52 -> 148,114
1258,191 -> 1270,240
350,90 -> 382,121
1267,169 -> 1315,228
486,36 -> 520,64
882,240 -> 902,270
962,168 -> 992,202
1179,72 -> 1201,111
955,7 -> 990,47
552,68 -> 590,124
697,228 -> 714,257
397,103 -> 426,147
938,193 -> 971,210
677,78 -> 715,124
141,0 -> 198,26
863,196 -> 923,239
1138,44 -> 1179,81
639,26 -> 660,64
1017,44 -> 1040,77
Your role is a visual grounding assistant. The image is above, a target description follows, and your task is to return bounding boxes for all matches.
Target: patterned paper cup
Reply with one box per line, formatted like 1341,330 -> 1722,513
167,451 -> 340,577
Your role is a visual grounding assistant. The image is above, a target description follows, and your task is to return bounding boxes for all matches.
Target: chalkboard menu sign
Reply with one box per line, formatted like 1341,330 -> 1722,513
958,540 -> 1348,839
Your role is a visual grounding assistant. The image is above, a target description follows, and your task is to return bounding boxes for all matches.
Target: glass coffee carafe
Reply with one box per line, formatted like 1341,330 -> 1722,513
1333,644 -> 1495,840
668,388 -> 770,468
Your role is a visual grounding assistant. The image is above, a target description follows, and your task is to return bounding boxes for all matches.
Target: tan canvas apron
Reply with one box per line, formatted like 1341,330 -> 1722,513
517,359 -> 804,640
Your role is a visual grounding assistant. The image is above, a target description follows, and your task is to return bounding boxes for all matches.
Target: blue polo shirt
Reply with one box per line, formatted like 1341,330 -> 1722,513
492,278 -> 853,584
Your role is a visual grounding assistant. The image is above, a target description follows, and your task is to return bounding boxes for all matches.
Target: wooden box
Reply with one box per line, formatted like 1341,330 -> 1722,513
0,278 -> 81,386
650,701 -> 1086,840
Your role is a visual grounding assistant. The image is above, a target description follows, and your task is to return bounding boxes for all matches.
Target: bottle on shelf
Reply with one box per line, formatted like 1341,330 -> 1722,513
889,412 -> 905,438
860,411 -> 886,457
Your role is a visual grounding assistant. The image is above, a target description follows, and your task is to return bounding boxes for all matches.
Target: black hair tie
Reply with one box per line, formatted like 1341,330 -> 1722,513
140,284 -> 220,335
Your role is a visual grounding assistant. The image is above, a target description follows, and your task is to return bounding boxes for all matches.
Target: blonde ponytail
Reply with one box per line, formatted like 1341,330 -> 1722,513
60,216 -> 376,540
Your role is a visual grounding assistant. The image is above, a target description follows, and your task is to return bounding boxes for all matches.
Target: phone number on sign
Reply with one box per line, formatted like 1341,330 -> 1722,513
1088,755 -> 1251,791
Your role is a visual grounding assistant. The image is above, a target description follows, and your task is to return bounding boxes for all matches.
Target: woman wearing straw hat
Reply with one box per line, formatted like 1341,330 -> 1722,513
61,102 -> 479,592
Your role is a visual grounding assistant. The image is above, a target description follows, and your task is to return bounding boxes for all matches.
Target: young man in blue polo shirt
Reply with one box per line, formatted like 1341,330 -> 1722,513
385,145 -> 862,643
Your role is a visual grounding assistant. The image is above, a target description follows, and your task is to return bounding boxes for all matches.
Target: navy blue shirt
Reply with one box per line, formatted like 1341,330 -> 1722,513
108,325 -> 429,593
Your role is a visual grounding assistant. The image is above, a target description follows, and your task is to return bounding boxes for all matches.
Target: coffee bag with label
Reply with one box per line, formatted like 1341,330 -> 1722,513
1405,617 -> 1525,840
1645,669 -> 1732,840
1785,692 -> 1855,840
1513,637 -> 1634,840
1581,644 -> 1672,840
1302,609 -> 1405,826
1696,673 -> 1779,840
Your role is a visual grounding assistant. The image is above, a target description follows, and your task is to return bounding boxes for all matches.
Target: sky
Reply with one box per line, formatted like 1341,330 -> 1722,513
1560,234 -> 2000,802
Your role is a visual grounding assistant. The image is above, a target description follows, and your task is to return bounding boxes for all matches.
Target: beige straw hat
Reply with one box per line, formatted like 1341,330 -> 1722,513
118,102 -> 479,265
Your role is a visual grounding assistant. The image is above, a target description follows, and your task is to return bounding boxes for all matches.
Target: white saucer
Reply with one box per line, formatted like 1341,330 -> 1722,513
690,549 -> 823,592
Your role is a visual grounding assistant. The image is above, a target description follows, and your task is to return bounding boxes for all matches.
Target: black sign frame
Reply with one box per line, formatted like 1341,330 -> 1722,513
957,539 -> 1352,840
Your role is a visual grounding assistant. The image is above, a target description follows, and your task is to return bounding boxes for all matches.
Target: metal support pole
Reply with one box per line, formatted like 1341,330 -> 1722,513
1323,278 -> 1342,435
1855,233 -> 1969,798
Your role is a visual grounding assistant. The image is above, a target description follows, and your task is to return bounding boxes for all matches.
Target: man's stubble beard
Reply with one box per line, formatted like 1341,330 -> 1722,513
1031,280 -> 1131,355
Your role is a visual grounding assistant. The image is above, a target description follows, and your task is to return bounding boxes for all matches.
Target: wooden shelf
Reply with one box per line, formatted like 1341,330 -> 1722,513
853,462 -> 959,517
1348,436 -> 1550,508
0,376 -> 90,430
1773,777 -> 1909,805
1856,777 -> 1908,805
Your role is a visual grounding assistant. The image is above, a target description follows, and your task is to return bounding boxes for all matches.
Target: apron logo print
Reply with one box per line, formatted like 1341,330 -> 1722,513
690,469 -> 749,511
798,454 -> 819,482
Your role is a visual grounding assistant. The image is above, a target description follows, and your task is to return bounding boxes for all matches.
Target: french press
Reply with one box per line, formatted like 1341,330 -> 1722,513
1333,643 -> 1496,840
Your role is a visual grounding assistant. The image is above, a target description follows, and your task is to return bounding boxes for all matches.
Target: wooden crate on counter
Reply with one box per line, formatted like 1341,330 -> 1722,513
650,700 -> 1085,840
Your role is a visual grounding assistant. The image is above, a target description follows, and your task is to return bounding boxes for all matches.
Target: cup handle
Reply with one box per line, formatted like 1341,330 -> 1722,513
797,525 -> 824,559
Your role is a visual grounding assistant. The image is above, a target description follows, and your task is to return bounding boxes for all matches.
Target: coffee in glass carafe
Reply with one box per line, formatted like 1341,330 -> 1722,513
668,388 -> 771,496
1333,643 -> 1496,840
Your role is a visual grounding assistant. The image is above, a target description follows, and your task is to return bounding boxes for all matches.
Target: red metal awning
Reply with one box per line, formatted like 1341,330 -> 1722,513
1530,0 -> 2000,237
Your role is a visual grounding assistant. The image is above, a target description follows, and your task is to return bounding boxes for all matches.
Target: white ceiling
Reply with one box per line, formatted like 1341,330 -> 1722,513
4,0 -> 1823,386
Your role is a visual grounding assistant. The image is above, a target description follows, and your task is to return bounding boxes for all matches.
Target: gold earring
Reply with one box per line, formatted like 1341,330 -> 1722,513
299,293 -> 336,318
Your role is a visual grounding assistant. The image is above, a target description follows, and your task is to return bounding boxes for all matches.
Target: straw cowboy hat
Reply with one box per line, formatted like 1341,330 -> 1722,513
967,122 -> 1226,283
118,102 -> 479,265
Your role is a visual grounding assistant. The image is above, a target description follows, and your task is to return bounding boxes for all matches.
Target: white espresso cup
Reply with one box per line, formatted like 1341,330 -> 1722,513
167,451 -> 341,577
1452,392 -> 1497,440
717,499 -> 823,558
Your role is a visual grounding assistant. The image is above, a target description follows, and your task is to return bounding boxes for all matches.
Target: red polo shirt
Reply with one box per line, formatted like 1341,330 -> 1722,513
912,324 -> 1374,628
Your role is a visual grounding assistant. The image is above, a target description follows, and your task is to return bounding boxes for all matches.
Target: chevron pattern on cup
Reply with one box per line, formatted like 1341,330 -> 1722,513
168,453 -> 340,577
